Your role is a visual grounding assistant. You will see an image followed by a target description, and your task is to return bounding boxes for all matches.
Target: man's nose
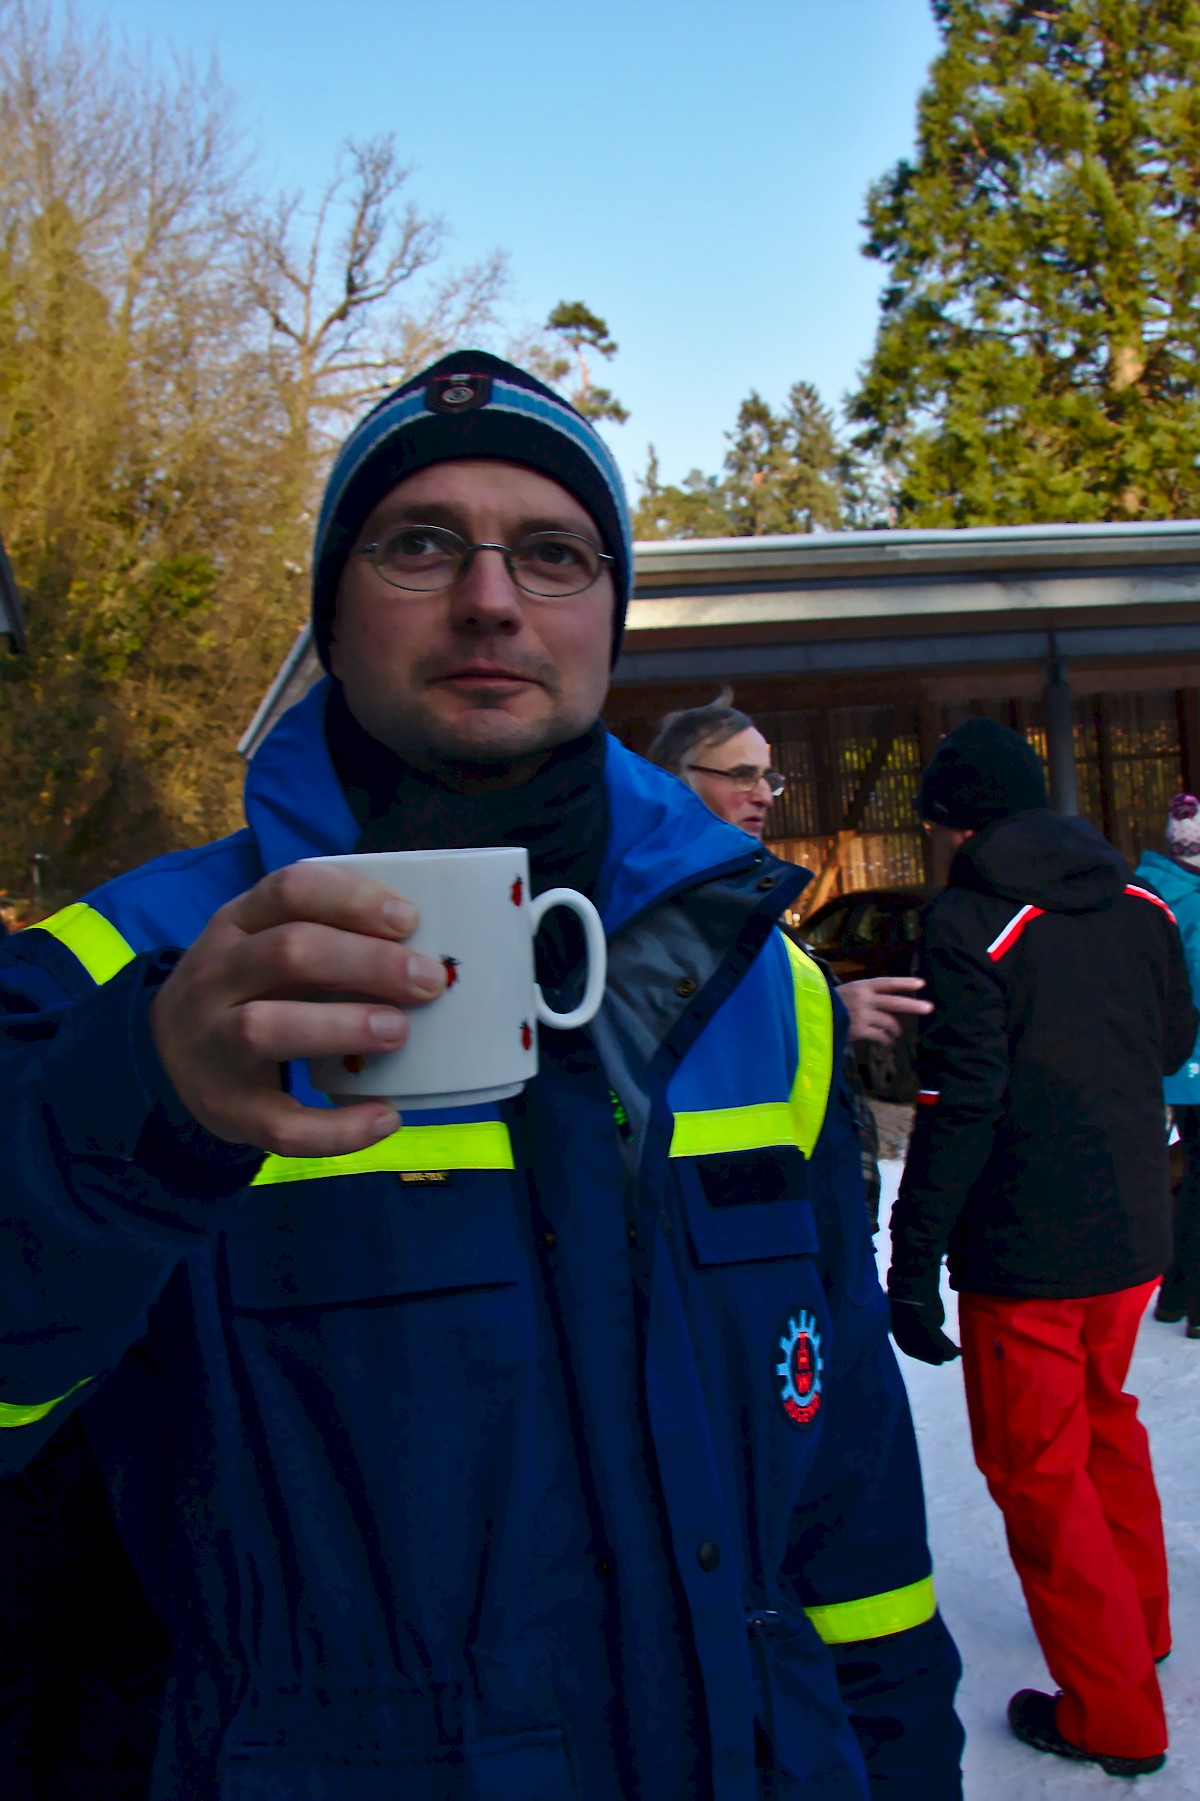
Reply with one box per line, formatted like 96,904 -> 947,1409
445,544 -> 524,631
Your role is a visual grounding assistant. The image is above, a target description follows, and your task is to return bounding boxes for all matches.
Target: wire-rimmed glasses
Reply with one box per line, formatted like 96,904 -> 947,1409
355,524 -> 613,598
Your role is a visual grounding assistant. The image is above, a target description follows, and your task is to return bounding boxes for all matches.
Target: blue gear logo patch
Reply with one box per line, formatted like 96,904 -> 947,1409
777,1310 -> 824,1428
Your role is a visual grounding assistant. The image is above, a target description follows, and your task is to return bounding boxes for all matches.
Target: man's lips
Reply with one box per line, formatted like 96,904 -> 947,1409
434,665 -> 541,690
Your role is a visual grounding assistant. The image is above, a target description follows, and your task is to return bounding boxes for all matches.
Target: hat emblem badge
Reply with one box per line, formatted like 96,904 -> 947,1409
427,372 -> 491,413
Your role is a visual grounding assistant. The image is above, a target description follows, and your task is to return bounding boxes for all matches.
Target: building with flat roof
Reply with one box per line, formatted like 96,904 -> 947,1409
243,519 -> 1200,905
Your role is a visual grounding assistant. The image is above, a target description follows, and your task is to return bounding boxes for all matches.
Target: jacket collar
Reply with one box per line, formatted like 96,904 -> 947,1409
244,678 -> 770,932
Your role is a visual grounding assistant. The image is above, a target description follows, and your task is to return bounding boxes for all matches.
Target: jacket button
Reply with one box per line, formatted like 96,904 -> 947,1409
697,1541 -> 721,1572
627,1223 -> 639,1249
675,977 -> 697,998
540,1229 -> 557,1250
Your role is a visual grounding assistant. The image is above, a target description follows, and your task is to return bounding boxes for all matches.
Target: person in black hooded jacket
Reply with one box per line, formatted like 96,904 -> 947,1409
887,718 -> 1196,1783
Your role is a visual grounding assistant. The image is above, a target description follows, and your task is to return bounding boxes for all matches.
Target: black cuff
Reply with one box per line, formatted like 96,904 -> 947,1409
886,1265 -> 942,1306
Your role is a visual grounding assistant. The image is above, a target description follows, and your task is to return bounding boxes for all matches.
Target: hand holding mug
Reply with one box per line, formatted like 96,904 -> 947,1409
149,861 -> 449,1158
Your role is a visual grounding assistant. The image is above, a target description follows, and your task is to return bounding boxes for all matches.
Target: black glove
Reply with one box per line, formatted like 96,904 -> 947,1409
882,1267 -> 958,1361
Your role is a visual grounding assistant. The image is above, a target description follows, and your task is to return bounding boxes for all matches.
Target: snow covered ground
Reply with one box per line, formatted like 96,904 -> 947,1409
876,1160 -> 1200,1797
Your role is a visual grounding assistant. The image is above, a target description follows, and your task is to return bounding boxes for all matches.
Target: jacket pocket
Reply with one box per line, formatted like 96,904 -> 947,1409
220,1729 -> 578,1801
679,1148 -> 819,1266
225,1173 -> 524,1311
218,1669 -> 579,1801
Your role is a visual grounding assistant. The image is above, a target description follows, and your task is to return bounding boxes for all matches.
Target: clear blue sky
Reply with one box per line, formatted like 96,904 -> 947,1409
76,0 -> 941,497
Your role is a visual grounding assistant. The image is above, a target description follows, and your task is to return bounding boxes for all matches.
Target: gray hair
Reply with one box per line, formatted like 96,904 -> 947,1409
646,687 -> 756,776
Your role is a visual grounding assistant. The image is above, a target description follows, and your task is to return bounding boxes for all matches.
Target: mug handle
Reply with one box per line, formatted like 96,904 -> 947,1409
529,889 -> 608,1031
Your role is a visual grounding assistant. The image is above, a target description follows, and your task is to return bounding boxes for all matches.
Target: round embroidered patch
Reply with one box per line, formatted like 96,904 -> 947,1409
777,1310 -> 824,1428
426,372 -> 492,413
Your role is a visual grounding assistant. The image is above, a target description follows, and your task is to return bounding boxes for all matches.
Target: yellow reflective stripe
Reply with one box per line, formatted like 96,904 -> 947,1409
24,902 -> 136,986
804,1575 -> 937,1645
251,1121 -> 515,1186
669,1102 -> 796,1158
0,1374 -> 93,1429
784,937 -> 833,1158
669,936 -> 834,1160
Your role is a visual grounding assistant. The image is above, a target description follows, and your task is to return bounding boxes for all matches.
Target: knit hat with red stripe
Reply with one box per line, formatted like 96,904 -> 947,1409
916,718 -> 1049,829
1166,793 -> 1200,868
311,350 -> 632,672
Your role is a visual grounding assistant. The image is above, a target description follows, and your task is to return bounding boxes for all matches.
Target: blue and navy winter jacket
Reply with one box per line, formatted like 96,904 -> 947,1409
1135,849 -> 1200,1105
0,681 -> 962,1800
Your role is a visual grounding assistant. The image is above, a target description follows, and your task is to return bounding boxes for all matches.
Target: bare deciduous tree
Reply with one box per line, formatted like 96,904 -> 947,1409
0,5 -> 513,897
236,135 -> 507,460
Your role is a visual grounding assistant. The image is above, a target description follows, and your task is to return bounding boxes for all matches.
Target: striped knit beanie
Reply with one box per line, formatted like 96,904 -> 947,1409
1166,793 -> 1200,869
312,350 -> 633,670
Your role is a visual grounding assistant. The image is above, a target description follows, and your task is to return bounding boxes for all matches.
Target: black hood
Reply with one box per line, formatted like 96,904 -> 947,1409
949,808 -> 1128,914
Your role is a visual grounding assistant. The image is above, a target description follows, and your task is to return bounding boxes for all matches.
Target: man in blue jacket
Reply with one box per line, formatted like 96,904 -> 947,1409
0,352 -> 962,1798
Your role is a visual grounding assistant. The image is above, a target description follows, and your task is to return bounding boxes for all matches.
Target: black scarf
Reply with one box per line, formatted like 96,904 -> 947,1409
325,684 -> 610,988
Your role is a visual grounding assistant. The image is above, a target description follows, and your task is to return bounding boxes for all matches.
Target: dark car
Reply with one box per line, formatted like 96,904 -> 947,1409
798,888 -> 929,1102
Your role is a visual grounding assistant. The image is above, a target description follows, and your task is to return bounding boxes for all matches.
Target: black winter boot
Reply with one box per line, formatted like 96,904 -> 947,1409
1008,1690 -> 1166,1778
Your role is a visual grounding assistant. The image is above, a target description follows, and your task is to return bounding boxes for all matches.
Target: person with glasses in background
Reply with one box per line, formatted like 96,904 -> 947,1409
649,701 -> 786,840
647,694 -> 932,1075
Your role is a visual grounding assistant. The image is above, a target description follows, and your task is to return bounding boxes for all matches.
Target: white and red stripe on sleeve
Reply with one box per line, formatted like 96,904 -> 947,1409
986,904 -> 1045,962
1125,884 -> 1178,924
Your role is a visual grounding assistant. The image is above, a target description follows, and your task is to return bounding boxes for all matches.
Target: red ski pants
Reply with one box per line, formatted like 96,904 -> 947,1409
958,1281 -> 1169,1761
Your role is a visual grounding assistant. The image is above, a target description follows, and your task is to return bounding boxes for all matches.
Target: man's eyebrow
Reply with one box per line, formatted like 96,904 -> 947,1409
517,516 -> 602,542
366,503 -> 599,542
365,502 -> 462,533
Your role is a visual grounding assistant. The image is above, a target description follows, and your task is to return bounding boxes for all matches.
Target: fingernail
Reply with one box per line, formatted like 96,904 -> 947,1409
382,898 -> 417,934
369,1109 -> 399,1139
409,953 -> 446,995
368,1009 -> 406,1045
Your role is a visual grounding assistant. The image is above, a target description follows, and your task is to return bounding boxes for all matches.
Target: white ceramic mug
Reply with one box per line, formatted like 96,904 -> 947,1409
306,846 -> 607,1110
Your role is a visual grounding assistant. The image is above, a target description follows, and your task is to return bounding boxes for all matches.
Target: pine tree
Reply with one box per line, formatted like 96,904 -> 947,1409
723,383 -> 845,534
851,0 -> 1200,525
634,383 -> 848,538
633,449 -> 737,539
544,301 -> 629,423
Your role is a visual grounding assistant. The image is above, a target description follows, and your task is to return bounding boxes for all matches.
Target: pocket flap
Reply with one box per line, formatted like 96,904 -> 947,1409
679,1150 -> 819,1266
226,1175 -> 523,1310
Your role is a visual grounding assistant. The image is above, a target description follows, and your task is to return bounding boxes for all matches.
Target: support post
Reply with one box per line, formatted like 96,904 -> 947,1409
1176,688 -> 1200,797
1043,654 -> 1079,815
916,696 -> 942,888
